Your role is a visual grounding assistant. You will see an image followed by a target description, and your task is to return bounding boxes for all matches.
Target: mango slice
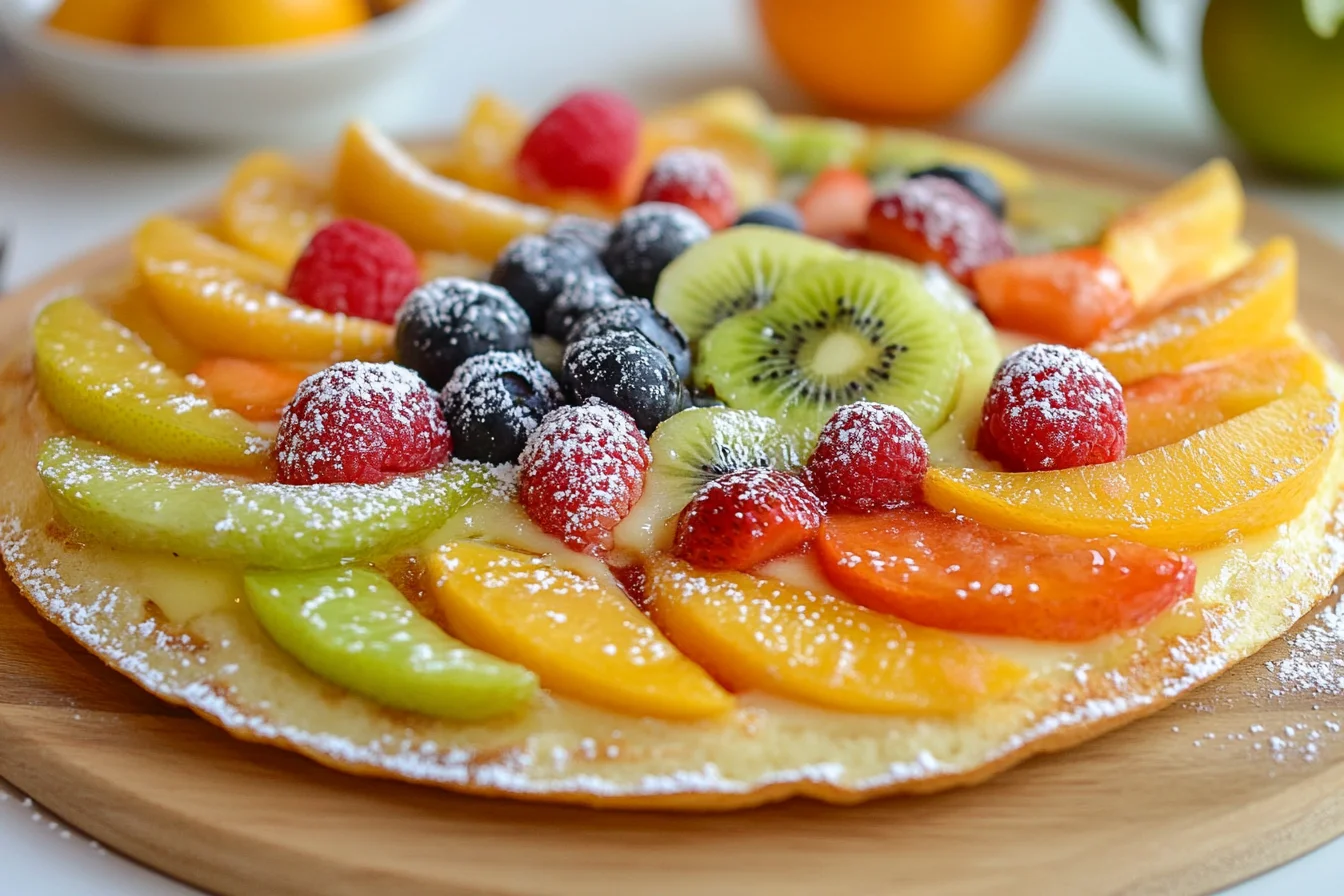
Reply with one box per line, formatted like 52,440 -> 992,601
646,557 -> 1025,714
1089,237 -> 1297,384
34,297 -> 264,470
426,542 -> 732,720
245,566 -> 536,720
220,152 -> 334,269
926,386 -> 1340,550
333,120 -> 553,260
135,216 -> 393,363
39,437 -> 493,569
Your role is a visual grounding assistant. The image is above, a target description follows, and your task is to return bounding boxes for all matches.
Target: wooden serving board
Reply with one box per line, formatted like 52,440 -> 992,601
3,145 -> 1344,896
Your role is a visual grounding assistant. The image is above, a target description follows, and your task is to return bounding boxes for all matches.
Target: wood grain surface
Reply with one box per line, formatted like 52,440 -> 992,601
2,146 -> 1344,896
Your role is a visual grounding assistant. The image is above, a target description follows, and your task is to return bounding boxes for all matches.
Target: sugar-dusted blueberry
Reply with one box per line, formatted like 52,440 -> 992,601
561,330 -> 683,434
544,272 -> 625,342
488,234 -> 601,334
734,202 -> 804,232
547,214 -> 614,254
441,351 -> 565,464
394,277 -> 531,389
909,164 -> 1006,219
600,202 -> 710,299
565,299 -> 691,381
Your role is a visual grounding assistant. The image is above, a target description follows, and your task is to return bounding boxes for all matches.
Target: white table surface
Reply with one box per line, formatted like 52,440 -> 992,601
2,0 -> 1343,893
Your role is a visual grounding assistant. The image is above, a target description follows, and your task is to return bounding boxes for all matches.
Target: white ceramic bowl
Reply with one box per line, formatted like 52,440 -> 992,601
0,0 -> 463,144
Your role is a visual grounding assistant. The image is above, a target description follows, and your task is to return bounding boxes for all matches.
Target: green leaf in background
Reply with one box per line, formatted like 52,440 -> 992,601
1108,0 -> 1158,52
1303,0 -> 1344,37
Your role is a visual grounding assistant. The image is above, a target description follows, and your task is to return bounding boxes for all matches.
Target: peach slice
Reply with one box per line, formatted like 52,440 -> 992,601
193,357 -> 315,422
926,385 -> 1340,550
1125,345 -> 1326,454
135,216 -> 393,363
645,556 -> 1025,714
1088,237 -> 1296,385
817,508 -> 1195,642
220,152 -> 334,269
333,120 -> 553,260
430,92 -> 529,199
426,542 -> 733,720
1101,158 -> 1245,306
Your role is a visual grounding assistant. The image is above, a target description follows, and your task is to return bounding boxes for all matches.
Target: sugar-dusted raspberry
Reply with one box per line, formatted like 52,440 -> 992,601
286,220 -> 420,324
515,90 -> 642,199
867,176 -> 1013,286
978,344 -> 1127,472
273,361 -> 450,485
517,399 -> 652,555
805,401 -> 929,512
675,469 -> 824,571
636,148 -> 739,230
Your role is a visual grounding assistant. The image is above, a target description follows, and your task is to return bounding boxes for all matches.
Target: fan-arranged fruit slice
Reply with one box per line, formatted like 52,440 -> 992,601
696,255 -> 963,438
33,297 -> 265,470
333,120 -> 553,259
613,406 -> 800,555
1101,158 -> 1245,306
972,247 -> 1134,347
920,266 -> 1004,461
105,285 -> 202,374
244,566 -> 537,720
1125,345 -> 1327,454
135,216 -> 394,363
817,508 -> 1197,642
192,357 -> 314,422
1088,237 -> 1296,384
38,437 -> 492,569
429,92 -> 529,199
426,542 -> 732,720
652,226 -> 840,342
645,556 -> 1025,713
1006,179 -> 1128,255
220,152 -> 335,269
926,385 -> 1340,549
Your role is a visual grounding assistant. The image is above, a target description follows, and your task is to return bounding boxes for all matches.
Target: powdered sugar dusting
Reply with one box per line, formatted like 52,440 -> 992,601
877,177 -> 1013,276
640,149 -> 734,203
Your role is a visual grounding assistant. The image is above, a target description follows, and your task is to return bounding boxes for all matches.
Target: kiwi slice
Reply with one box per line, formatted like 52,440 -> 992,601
653,226 -> 840,343
612,406 -> 800,555
695,256 -> 963,440
760,115 -> 868,174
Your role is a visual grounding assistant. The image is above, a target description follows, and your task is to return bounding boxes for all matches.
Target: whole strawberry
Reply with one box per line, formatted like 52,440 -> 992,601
867,176 -> 1012,286
517,399 -> 652,555
675,469 -> 824,571
273,361 -> 450,485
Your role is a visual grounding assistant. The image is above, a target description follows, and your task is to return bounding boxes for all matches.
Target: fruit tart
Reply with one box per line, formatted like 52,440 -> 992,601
2,87 -> 1342,809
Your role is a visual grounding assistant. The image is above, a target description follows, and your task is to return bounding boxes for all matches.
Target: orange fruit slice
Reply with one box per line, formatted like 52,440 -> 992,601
1088,237 -> 1296,385
925,385 -> 1340,550
220,152 -> 334,270
426,542 -> 732,720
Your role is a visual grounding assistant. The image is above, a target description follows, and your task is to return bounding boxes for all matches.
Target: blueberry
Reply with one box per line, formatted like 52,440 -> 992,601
394,277 -> 531,389
547,215 -> 614,254
909,164 -> 1006,219
441,351 -> 565,464
734,202 -> 804,231
566,299 -> 691,381
488,234 -> 601,333
561,330 -> 682,434
600,202 -> 710,299
544,273 -> 624,342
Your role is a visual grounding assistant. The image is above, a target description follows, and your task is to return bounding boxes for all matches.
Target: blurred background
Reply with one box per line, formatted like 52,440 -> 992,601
0,0 -> 1342,892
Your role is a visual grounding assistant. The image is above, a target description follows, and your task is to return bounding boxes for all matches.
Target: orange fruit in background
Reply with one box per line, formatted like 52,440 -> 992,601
47,0 -> 157,44
146,0 -> 369,49
756,0 -> 1043,119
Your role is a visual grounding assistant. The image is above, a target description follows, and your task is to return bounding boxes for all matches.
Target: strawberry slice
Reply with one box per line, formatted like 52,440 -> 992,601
796,167 -> 874,241
817,507 -> 1196,641
973,247 -> 1134,346
675,469 -> 824,571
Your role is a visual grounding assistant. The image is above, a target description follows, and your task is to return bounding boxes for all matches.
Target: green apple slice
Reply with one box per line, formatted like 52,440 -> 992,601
33,296 -> 266,470
244,566 -> 537,720
38,437 -> 496,569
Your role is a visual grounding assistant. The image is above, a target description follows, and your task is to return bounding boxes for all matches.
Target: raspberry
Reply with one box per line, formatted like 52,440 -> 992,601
867,177 -> 1013,286
517,399 -> 652,555
286,220 -> 420,324
636,149 -> 738,230
978,344 -> 1127,473
516,90 -> 641,199
273,361 -> 451,485
674,469 -> 824,571
806,402 -> 928,512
